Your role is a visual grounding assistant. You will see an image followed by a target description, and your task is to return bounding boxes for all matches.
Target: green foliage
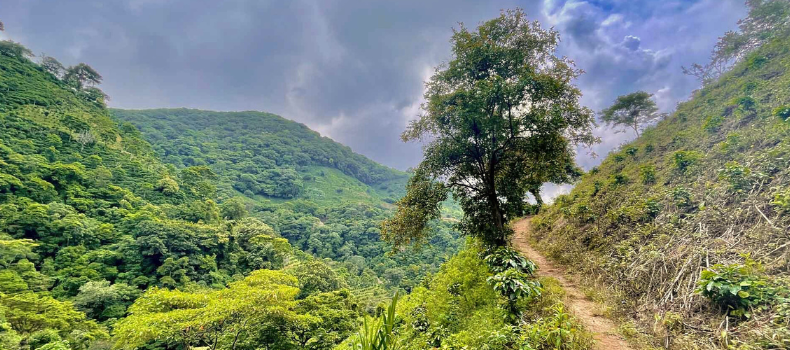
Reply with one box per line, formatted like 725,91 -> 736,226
773,105 -> 790,121
773,188 -> 790,212
672,150 -> 703,172
640,165 -> 656,184
350,293 -> 402,350
718,161 -> 753,192
381,172 -> 447,248
484,247 -> 537,274
697,258 -> 785,318
387,9 -> 595,247
601,91 -> 662,136
520,304 -> 590,350
703,114 -> 725,133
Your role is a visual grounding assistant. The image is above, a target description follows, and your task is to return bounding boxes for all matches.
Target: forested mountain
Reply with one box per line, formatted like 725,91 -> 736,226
0,38 -> 461,350
531,10 -> 790,348
110,108 -> 463,291
110,108 -> 408,203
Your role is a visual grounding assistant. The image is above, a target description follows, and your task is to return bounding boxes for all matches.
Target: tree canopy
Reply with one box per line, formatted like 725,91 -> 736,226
600,91 -> 661,136
382,9 -> 596,247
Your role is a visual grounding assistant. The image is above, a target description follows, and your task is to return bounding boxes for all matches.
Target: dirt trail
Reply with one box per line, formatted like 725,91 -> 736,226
512,217 -> 633,350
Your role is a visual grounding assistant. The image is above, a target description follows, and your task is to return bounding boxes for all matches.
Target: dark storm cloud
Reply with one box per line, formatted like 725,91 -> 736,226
1,0 -> 746,178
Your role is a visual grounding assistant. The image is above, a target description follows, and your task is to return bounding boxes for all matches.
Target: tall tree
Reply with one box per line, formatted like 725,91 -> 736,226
64,63 -> 103,89
382,9 -> 596,247
600,91 -> 661,137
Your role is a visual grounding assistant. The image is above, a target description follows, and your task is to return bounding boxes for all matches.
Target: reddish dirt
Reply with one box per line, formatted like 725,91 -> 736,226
512,217 -> 634,350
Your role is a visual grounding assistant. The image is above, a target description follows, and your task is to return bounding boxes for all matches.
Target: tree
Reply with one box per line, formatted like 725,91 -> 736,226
381,9 -> 596,247
64,63 -> 102,89
40,56 -> 65,78
600,91 -> 661,137
683,0 -> 790,85
0,40 -> 33,60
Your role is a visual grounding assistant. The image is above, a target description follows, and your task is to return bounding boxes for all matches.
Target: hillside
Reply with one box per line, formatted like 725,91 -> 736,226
530,33 -> 790,347
0,42 -> 462,350
110,108 -> 463,289
110,108 -> 408,205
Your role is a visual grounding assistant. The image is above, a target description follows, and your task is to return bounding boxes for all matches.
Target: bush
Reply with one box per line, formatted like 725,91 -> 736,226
697,259 -> 780,318
773,188 -> 790,212
672,187 -> 693,208
484,247 -> 537,274
773,105 -> 790,121
640,165 -> 656,185
611,173 -> 629,186
673,151 -> 703,172
718,161 -> 753,192
703,114 -> 725,133
625,146 -> 638,157
644,199 -> 661,218
519,303 -> 593,350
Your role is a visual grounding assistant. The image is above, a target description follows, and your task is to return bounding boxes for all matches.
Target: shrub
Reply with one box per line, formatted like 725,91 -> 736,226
644,199 -> 661,218
718,161 -> 753,192
520,303 -> 593,350
673,151 -> 703,172
703,114 -> 725,133
640,165 -> 656,184
697,259 -> 779,318
625,146 -> 638,157
672,186 -> 693,208
611,173 -> 629,186
773,105 -> 790,121
484,247 -> 537,274
644,144 -> 654,153
773,188 -> 790,213
487,269 -> 542,316
591,181 -> 603,196
732,96 -> 757,111
613,154 -> 625,162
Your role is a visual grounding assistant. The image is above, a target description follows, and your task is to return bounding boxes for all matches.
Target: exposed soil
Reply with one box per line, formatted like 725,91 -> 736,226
512,217 -> 634,350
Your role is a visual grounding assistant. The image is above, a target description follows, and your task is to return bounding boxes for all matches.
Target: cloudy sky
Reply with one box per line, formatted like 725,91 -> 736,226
1,0 -> 746,182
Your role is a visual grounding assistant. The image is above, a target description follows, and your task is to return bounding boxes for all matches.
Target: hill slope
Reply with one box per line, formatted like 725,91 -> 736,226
531,34 -> 790,347
111,108 -> 408,205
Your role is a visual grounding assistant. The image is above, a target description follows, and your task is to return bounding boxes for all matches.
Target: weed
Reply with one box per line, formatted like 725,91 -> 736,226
672,186 -> 693,208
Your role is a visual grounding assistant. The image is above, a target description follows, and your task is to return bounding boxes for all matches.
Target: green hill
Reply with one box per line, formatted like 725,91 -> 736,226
110,108 -> 408,206
0,41 -> 460,350
531,32 -> 790,347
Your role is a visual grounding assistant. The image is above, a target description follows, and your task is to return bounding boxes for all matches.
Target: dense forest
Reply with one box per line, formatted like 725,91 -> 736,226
2,1 -> 790,350
0,32 -> 462,350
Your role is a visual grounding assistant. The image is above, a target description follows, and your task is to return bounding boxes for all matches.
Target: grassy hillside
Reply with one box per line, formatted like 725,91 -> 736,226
531,34 -> 790,348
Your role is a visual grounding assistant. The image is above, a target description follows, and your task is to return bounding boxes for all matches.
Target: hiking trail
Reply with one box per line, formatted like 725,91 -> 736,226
512,217 -> 634,350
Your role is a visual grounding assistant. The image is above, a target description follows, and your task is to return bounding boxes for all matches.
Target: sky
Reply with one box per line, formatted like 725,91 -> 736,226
0,0 -> 747,196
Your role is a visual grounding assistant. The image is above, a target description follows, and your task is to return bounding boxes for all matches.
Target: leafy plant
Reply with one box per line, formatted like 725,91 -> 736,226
672,186 -> 693,208
488,269 -> 543,317
673,151 -> 703,172
640,165 -> 656,185
520,303 -> 592,350
703,114 -> 725,133
697,259 -> 777,318
352,292 -> 402,350
484,247 -> 537,275
718,161 -> 753,192
773,188 -> 790,212
774,105 -> 790,121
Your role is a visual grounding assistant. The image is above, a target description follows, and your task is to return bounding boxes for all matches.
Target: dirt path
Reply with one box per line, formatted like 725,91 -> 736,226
512,217 -> 633,350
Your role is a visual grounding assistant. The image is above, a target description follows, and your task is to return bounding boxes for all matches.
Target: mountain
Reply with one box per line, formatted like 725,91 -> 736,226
0,42 -> 461,350
530,33 -> 790,347
110,108 -> 409,205
109,108 -> 463,287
